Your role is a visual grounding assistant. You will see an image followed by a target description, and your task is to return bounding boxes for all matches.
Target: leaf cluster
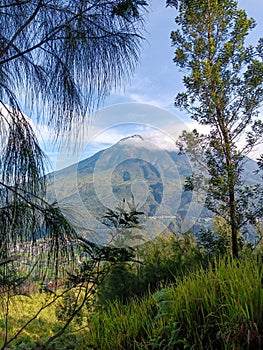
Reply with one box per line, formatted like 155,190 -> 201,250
0,0 -> 147,136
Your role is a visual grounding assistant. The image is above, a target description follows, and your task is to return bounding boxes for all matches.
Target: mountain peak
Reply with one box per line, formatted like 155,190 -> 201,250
118,134 -> 144,143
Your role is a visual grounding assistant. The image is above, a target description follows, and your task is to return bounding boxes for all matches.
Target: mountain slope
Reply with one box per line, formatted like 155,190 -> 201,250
46,135 -> 261,244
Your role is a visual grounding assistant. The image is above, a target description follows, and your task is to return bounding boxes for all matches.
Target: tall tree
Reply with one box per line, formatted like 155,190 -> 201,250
170,0 -> 263,257
0,0 -> 147,265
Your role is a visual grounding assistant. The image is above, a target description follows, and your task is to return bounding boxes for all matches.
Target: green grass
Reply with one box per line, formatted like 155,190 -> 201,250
0,292 -> 87,350
1,255 -> 263,349
151,257 -> 263,349
87,296 -> 155,350
86,256 -> 263,349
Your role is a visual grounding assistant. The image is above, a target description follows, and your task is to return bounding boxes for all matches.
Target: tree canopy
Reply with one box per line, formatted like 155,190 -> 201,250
0,0 -> 147,123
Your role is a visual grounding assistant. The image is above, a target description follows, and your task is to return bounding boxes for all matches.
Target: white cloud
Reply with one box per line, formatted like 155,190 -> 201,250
127,93 -> 164,107
28,102 -> 262,172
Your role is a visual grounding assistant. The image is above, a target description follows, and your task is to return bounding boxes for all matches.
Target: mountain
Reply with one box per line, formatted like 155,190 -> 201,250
46,135 -> 261,245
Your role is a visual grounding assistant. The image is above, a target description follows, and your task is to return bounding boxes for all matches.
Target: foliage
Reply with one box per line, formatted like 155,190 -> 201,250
135,233 -> 206,296
102,197 -> 144,247
55,292 -> 84,326
0,0 -> 147,133
96,198 -> 142,305
96,262 -> 138,305
0,292 -> 83,350
172,0 -> 263,257
197,215 -> 242,257
0,237 -> 137,349
113,0 -> 148,19
0,2 -> 147,345
2,240 -> 263,349
151,256 -> 263,349
166,0 -> 181,8
83,296 -> 155,350
0,0 -> 147,269
97,231 -> 213,306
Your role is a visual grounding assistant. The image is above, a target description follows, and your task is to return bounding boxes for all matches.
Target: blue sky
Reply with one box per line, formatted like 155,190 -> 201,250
37,1 -> 263,171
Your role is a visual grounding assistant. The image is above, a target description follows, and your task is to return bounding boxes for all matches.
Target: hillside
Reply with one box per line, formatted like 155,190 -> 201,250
46,135 -> 261,245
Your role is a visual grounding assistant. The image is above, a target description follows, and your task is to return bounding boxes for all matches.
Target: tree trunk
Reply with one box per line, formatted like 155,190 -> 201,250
216,107 -> 239,258
229,186 -> 239,258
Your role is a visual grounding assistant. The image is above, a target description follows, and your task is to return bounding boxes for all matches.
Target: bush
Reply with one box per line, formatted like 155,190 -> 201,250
135,233 -> 207,296
55,291 -> 84,326
96,232 -> 209,305
96,262 -> 138,306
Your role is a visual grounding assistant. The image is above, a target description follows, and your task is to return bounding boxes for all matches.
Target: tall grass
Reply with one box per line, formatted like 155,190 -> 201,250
152,256 -> 263,349
82,256 -> 263,349
2,249 -> 263,349
87,296 -> 156,349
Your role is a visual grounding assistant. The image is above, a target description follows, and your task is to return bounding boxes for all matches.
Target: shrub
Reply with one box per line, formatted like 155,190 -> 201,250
96,262 -> 138,306
55,291 -> 84,326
